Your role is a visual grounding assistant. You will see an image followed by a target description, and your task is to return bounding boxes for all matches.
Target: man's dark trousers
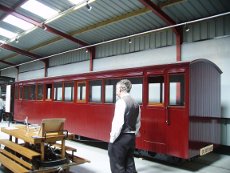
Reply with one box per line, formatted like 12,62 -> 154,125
108,133 -> 137,173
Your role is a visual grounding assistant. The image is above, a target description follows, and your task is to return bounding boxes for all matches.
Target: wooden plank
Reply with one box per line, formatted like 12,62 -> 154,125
0,153 -> 29,173
52,143 -> 77,152
66,153 -> 90,165
0,139 -> 40,159
0,149 -> 33,170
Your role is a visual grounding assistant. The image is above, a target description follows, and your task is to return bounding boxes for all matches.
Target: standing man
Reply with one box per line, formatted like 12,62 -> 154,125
0,96 -> 5,122
108,79 -> 141,173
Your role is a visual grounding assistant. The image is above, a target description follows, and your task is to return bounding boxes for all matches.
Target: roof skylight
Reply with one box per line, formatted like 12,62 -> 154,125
21,0 -> 59,19
0,40 -> 6,44
68,0 -> 86,5
0,27 -> 17,39
3,15 -> 35,30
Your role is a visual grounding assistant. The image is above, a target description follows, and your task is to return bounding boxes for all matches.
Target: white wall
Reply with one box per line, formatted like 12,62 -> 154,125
48,60 -> 90,77
94,45 -> 176,71
19,69 -> 45,81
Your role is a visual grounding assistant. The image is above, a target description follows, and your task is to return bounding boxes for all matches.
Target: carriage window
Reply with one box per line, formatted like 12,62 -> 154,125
105,79 -> 119,103
128,78 -> 143,104
15,85 -> 18,99
89,80 -> 102,103
54,83 -> 63,101
46,84 -> 52,100
37,84 -> 43,100
169,74 -> 185,106
23,86 -> 29,100
64,82 -> 74,102
19,86 -> 23,99
148,76 -> 164,105
77,82 -> 86,102
29,85 -> 36,100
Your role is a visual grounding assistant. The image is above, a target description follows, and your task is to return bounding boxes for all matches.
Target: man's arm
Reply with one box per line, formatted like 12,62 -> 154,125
135,106 -> 141,135
109,99 -> 126,143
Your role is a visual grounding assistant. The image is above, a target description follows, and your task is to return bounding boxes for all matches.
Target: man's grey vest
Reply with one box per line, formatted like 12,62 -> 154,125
121,95 -> 139,133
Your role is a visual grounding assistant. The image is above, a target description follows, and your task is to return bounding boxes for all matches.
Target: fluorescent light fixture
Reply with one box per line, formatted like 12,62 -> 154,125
21,0 -> 59,19
3,15 -> 35,30
0,27 -> 17,39
69,0 -> 85,5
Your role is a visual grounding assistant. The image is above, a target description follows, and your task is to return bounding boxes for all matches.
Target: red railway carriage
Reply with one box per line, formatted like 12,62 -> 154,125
13,59 -> 222,159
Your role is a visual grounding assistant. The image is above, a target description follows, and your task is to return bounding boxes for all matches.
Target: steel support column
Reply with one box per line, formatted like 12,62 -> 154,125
89,47 -> 95,71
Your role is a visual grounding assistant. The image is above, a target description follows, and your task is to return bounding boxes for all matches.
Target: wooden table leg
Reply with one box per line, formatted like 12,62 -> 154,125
61,139 -> 65,159
15,138 -> 18,144
9,135 -> 12,141
41,142 -> 45,161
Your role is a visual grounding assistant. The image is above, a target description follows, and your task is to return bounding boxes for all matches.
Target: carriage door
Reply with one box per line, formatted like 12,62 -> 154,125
166,69 -> 188,158
144,70 -> 167,153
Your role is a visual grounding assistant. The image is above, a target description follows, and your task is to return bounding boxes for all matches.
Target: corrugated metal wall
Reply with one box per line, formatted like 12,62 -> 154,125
96,29 -> 175,58
184,15 -> 230,43
95,15 -> 230,59
49,49 -> 89,67
19,61 -> 44,73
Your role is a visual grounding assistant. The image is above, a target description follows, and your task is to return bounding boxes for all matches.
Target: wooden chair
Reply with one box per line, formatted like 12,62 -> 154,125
38,118 -> 66,137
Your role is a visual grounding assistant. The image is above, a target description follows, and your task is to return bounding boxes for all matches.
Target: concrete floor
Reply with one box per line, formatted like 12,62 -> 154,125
0,122 -> 230,173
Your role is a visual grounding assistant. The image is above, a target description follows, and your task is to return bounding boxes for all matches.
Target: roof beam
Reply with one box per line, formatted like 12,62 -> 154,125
139,0 -> 176,25
139,0 -> 180,34
44,25 -> 88,46
0,4 -> 88,46
139,0 -> 182,61
1,44 -> 42,60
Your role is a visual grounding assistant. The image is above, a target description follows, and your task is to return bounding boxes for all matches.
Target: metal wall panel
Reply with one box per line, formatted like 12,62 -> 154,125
19,61 -> 44,73
184,15 -> 230,43
95,29 -> 176,59
49,49 -> 89,67
95,15 -> 229,59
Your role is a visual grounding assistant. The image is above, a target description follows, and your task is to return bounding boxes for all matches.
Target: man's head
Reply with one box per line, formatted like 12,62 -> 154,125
116,79 -> 132,98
